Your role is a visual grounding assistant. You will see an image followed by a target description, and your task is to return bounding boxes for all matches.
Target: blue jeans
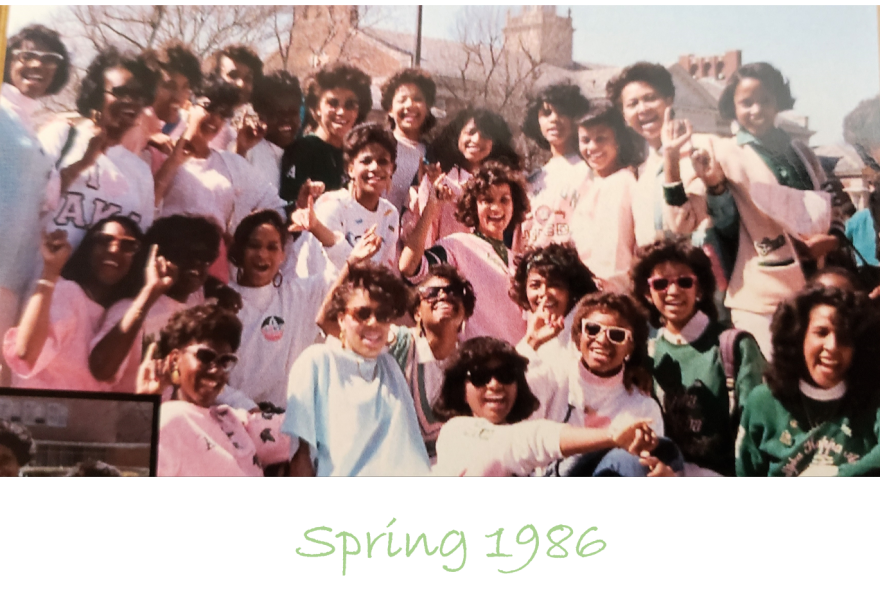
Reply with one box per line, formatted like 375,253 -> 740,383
548,437 -> 684,477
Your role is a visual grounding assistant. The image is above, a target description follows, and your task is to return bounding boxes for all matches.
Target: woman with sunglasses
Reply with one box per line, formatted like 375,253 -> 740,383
632,237 -> 765,476
529,292 -> 682,476
152,303 -> 291,476
285,262 -> 431,476
510,243 -> 598,363
433,337 -> 656,476
38,47 -> 159,254
3,216 -> 171,392
737,286 -> 880,476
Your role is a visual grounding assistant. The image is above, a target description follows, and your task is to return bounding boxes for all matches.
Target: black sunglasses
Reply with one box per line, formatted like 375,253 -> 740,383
104,85 -> 151,105
466,365 -> 517,387
647,275 -> 697,292
186,345 -> 238,374
418,284 -> 466,302
346,305 -> 395,324
93,233 -> 141,254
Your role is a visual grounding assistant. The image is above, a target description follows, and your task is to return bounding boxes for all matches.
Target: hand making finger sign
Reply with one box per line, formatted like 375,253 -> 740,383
690,137 -> 727,191
660,107 -> 693,154
145,244 -> 178,299
39,229 -> 73,278
348,224 -> 383,265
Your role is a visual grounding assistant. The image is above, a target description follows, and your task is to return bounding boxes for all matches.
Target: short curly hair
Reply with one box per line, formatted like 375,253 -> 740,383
434,336 -> 540,424
158,302 -> 243,358
343,122 -> 398,167
0,419 -> 35,467
509,242 -> 598,314
767,286 -> 880,410
409,262 -> 476,319
429,107 -> 522,172
521,81 -> 591,151
76,46 -> 160,117
303,62 -> 373,128
142,41 -> 202,91
324,261 -> 410,324
455,161 -> 529,231
251,70 -> 302,118
65,459 -> 122,477
630,237 -> 718,328
576,99 -> 646,169
4,24 -> 71,96
718,62 -> 795,122
571,292 -> 651,394
145,215 -> 221,266
228,209 -> 289,268
380,68 -> 437,134
606,62 -> 675,108
212,44 -> 263,81
195,74 -> 241,115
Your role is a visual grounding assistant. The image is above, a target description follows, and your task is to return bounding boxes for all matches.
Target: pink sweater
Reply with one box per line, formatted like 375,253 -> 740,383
408,232 -> 526,345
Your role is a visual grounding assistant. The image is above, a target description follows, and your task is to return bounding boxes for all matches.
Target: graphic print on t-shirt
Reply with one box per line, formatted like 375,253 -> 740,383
261,315 -> 285,342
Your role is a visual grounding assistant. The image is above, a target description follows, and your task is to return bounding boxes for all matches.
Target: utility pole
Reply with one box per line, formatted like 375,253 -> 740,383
414,5 -> 423,67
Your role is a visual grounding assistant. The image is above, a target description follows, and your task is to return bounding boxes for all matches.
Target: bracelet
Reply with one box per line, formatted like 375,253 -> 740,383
36,279 -> 55,289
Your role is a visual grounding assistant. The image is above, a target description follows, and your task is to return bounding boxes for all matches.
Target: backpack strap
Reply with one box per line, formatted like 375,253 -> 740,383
55,123 -> 78,170
718,328 -> 753,418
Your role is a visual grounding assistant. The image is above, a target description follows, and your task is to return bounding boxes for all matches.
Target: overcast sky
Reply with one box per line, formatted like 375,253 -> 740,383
9,4 -> 879,146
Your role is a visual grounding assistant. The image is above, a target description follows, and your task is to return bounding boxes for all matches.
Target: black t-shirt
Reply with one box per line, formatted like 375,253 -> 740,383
279,134 -> 345,203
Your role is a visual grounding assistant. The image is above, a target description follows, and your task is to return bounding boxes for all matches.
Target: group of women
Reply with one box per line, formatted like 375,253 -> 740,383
2,23 -> 880,478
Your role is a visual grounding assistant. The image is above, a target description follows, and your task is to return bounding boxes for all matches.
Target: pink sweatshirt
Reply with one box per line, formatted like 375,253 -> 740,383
401,166 -> 472,248
408,232 -> 526,345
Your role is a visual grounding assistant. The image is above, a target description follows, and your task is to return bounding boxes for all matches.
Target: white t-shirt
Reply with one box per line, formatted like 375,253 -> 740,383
244,139 -> 284,192
295,189 -> 401,276
39,119 -> 155,252
433,417 -> 565,476
522,153 -> 590,248
386,136 -> 425,214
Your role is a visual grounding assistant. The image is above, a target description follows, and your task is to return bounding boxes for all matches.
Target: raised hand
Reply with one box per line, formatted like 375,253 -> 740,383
145,244 -> 178,298
660,107 -> 692,154
348,224 -> 383,265
525,300 -> 565,351
296,179 -> 326,210
288,189 -> 320,234
136,341 -> 169,395
690,137 -> 726,191
235,116 -> 267,156
40,230 -> 72,279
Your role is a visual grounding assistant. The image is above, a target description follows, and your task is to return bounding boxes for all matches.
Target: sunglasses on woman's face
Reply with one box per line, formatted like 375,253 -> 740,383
466,365 -> 517,387
104,85 -> 151,105
325,97 -> 359,112
581,321 -> 632,345
346,305 -> 395,324
185,345 -> 238,373
12,49 -> 64,66
647,275 -> 697,292
93,233 -> 141,254
418,284 -> 466,303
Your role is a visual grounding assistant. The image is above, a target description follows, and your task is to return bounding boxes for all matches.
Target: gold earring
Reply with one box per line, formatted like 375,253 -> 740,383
339,329 -> 347,349
170,366 -> 180,385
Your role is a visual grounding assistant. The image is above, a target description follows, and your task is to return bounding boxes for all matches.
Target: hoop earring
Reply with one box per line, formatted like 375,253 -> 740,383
339,330 -> 347,349
459,320 -> 466,335
273,272 -> 283,288
170,366 -> 181,386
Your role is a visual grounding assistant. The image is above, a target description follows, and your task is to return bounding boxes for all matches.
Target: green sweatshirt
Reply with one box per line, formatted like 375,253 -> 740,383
736,384 -> 880,477
652,320 -> 766,476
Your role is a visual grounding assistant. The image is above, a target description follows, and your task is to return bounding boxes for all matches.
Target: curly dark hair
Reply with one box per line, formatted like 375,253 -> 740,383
228,209 -> 289,268
380,68 -> 437,134
211,44 -> 263,81
60,215 -> 148,307
65,459 -> 122,477
434,336 -> 539,424
195,74 -> 241,116
429,107 -> 521,172
455,161 -> 529,231
630,237 -> 718,328
155,41 -> 202,90
510,242 -> 597,314
76,46 -> 159,117
409,262 -> 476,319
4,25 -> 71,96
572,292 -> 651,393
158,302 -> 243,358
807,266 -> 863,293
144,215 -> 221,266
607,62 -> 675,108
767,286 -> 880,411
0,419 -> 35,467
324,261 -> 410,324
251,70 -> 302,118
521,81 -> 591,151
718,62 -> 795,122
343,122 -> 398,167
576,99 -> 646,169
303,62 -> 373,128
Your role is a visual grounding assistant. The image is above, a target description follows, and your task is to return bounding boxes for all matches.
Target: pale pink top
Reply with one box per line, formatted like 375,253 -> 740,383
569,167 -> 637,293
157,400 -> 292,477
2,279 -> 110,392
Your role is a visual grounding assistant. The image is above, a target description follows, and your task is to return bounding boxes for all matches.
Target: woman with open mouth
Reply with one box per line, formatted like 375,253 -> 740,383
284,262 -> 431,476
519,82 -> 591,249
400,161 -> 529,346
0,25 -> 71,385
38,47 -> 159,254
3,215 -> 172,393
402,107 -> 521,249
150,303 -> 291,477
737,285 -> 880,476
432,337 -> 658,477
510,242 -> 598,364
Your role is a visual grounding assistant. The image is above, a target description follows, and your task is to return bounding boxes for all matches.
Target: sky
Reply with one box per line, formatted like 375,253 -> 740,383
7,4 -> 879,146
